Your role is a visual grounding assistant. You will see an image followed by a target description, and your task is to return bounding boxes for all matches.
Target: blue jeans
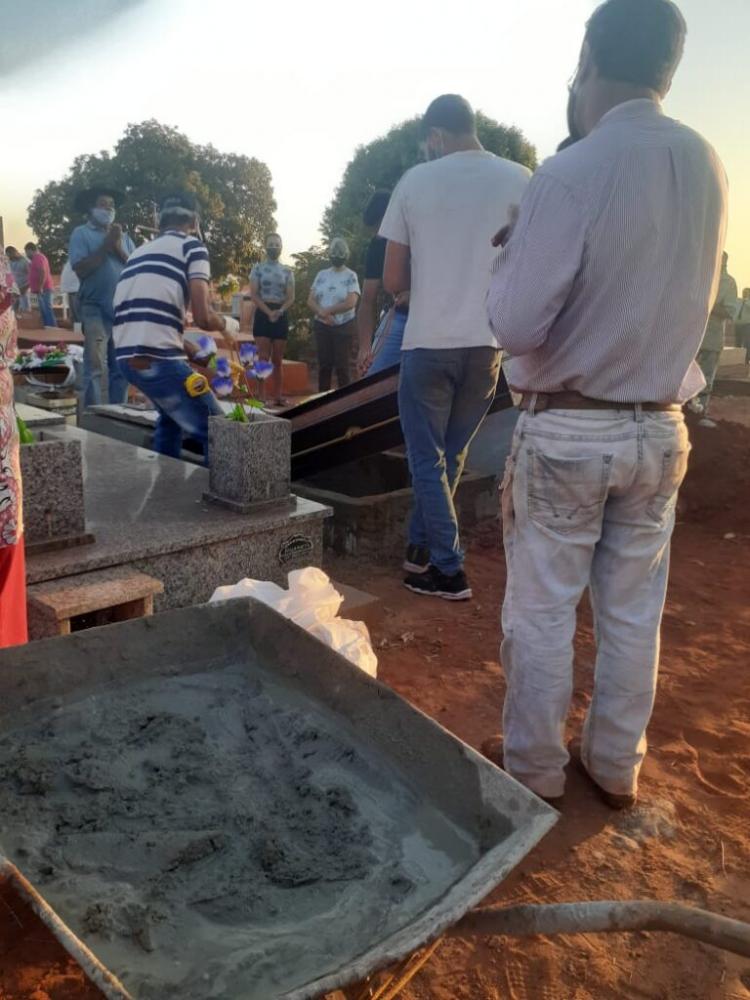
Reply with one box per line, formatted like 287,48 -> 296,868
369,308 -> 407,375
37,289 -> 57,328
119,358 -> 223,463
501,409 -> 689,798
81,305 -> 128,407
399,347 -> 501,574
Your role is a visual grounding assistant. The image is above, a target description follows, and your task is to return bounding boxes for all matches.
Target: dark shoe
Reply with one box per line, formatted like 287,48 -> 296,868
479,736 -> 563,808
403,565 -> 472,601
568,741 -> 637,810
403,544 -> 430,574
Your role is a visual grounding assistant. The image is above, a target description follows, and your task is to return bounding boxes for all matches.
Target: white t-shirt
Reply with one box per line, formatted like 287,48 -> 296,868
379,150 -> 531,350
60,260 -> 80,294
311,266 -> 360,326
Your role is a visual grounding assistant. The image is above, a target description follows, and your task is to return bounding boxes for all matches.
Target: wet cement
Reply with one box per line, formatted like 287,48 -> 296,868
0,666 -> 478,998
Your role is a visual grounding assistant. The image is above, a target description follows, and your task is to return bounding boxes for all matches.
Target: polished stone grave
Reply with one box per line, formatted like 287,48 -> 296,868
26,426 -> 330,612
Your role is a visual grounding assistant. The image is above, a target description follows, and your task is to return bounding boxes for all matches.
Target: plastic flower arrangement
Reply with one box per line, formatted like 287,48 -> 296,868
12,342 -> 78,370
208,346 -> 273,423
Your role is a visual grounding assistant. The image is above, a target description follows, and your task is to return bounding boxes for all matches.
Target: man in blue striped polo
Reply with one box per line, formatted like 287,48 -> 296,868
113,193 -> 239,462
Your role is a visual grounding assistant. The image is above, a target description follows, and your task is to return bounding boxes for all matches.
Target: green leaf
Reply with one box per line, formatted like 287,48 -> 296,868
16,416 -> 36,445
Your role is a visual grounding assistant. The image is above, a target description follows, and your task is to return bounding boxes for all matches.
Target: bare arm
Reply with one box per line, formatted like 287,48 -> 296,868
73,226 -> 124,279
383,241 -> 411,297
327,292 -> 359,317
248,276 -> 274,318
190,278 -> 237,349
357,278 -> 381,355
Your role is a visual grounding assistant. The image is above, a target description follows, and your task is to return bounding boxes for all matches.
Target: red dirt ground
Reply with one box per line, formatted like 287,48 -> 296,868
326,404 -> 750,1000
2,405 -> 749,999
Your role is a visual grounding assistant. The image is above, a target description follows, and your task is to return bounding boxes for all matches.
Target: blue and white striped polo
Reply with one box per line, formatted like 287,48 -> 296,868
112,230 -> 211,360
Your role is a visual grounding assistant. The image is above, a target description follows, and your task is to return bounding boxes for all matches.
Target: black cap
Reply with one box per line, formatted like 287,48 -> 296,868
421,94 -> 475,136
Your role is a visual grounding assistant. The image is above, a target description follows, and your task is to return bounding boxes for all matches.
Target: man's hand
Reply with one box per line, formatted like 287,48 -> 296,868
394,290 -> 410,309
104,224 -> 123,251
356,347 -> 373,376
222,315 -> 240,350
491,204 -> 520,248
269,309 -> 281,322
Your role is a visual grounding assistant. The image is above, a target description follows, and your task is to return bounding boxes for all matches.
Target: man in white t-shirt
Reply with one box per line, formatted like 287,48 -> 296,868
380,94 -> 530,600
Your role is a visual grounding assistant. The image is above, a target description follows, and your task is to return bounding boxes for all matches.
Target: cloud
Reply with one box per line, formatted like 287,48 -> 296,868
0,0 -> 149,77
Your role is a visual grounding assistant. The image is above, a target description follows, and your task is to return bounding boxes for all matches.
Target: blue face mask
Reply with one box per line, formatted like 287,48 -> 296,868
92,207 -> 115,227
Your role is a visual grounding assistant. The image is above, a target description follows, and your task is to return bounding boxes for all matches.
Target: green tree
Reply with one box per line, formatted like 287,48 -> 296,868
26,120 -> 276,276
286,245 -> 328,362
321,112 -> 537,272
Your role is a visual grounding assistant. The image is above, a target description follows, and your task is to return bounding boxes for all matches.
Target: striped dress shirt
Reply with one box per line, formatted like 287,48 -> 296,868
487,100 -> 728,403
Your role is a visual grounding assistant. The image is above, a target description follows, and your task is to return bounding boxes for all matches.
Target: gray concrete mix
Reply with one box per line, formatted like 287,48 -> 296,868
0,666 -> 477,999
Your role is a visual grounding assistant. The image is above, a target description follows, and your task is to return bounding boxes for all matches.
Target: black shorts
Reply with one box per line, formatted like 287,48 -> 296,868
253,303 -> 289,341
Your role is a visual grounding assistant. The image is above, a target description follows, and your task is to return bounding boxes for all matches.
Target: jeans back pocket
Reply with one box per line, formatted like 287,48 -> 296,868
646,448 -> 690,526
528,450 -> 613,534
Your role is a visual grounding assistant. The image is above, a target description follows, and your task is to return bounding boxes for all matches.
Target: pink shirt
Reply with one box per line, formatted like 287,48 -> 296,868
28,251 -> 53,294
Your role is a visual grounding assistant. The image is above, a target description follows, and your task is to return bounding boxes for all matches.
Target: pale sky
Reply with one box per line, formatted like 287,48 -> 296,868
1,0 -> 748,282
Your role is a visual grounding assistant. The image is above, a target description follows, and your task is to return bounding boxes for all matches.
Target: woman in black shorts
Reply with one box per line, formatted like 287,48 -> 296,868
249,233 -> 295,406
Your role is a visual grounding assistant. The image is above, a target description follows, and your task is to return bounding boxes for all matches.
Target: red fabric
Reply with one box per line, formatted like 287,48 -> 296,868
0,539 -> 28,647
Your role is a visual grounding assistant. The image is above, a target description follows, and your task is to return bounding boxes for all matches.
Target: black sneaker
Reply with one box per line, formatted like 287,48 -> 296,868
403,565 -> 472,601
403,544 -> 430,574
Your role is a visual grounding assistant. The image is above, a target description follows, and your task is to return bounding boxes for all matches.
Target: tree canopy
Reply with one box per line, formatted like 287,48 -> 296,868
320,112 -> 537,270
27,120 -> 276,276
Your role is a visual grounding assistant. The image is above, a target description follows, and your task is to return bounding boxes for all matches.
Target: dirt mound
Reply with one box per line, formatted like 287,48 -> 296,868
680,414 -> 750,529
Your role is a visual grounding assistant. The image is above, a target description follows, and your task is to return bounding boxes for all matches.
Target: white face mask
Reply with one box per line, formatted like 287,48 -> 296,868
92,207 -> 115,227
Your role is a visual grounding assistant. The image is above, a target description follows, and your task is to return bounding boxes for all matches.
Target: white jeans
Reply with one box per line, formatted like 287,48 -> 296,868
501,408 -> 690,799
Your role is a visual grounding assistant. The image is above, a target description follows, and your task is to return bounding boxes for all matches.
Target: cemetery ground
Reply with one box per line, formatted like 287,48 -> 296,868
2,401 -> 749,999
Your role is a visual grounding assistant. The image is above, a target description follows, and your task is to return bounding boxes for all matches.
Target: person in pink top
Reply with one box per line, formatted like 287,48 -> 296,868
24,242 -> 57,328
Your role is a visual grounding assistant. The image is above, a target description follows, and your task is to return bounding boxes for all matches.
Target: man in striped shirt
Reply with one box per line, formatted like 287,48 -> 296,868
485,0 -> 727,808
113,193 -> 239,462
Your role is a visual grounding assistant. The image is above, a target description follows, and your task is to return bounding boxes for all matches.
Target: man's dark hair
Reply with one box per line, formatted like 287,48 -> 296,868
5,246 -> 17,255
159,192 -> 199,230
362,190 -> 391,228
586,0 -> 687,94
24,242 -> 37,253
265,232 -> 281,242
421,94 -> 476,136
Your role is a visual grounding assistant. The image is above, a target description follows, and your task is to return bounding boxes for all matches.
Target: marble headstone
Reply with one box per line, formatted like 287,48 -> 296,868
205,413 -> 292,513
20,436 -> 87,546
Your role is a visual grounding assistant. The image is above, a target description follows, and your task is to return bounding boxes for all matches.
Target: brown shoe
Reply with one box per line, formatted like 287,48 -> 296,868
568,741 -> 637,811
479,736 -> 563,808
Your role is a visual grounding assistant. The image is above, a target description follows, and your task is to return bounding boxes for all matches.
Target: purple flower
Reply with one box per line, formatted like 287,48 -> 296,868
215,357 -> 231,378
212,375 -> 234,397
252,359 -> 274,381
194,335 -> 217,360
239,341 -> 258,367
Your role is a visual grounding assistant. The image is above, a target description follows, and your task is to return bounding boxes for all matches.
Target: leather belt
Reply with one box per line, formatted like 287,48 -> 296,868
517,391 -> 682,414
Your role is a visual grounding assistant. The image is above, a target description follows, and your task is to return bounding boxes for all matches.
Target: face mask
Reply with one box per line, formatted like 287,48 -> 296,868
330,256 -> 346,268
267,247 -> 281,260
92,207 -> 115,226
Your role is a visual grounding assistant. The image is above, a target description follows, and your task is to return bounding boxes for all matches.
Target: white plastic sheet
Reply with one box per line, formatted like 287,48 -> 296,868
209,567 -> 377,677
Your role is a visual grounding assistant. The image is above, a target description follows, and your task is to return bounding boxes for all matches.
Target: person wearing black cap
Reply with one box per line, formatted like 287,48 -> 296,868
69,186 -> 135,406
112,193 -> 239,463
379,93 -> 530,600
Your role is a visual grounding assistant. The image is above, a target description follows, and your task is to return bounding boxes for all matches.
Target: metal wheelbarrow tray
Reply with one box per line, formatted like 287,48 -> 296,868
0,598 -> 556,999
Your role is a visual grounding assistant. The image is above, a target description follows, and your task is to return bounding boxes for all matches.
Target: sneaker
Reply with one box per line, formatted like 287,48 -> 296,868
403,565 -> 472,601
403,544 -> 430,574
698,417 -> 717,428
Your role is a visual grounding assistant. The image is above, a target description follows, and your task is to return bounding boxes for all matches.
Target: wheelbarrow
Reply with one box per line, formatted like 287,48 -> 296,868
0,599 -> 747,999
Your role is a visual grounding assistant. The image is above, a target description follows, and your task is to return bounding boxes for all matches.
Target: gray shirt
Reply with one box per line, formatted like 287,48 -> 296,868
488,100 -> 728,403
250,260 -> 294,304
